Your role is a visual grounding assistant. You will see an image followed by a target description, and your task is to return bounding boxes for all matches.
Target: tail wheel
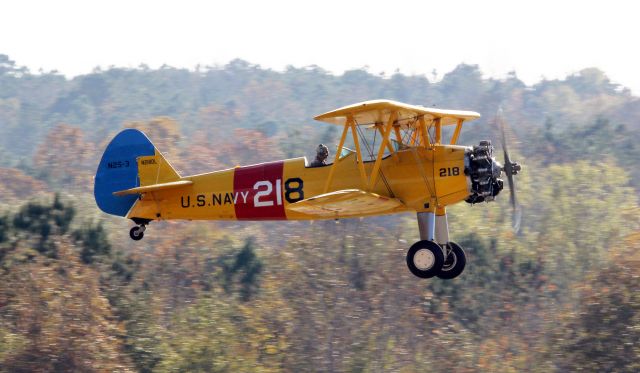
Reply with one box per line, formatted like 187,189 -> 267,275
406,240 -> 445,279
437,241 -> 466,280
129,226 -> 144,241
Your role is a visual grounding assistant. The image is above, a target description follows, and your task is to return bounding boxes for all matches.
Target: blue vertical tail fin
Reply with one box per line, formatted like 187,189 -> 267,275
94,129 -> 156,217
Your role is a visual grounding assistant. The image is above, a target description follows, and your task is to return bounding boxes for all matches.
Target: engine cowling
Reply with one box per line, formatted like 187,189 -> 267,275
465,140 -> 504,204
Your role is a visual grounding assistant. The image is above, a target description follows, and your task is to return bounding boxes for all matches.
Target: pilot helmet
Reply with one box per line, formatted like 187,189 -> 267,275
316,144 -> 329,159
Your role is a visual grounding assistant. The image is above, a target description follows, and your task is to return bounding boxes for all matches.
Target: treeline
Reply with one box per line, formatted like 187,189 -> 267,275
3,52 -> 640,190
1,54 -> 640,184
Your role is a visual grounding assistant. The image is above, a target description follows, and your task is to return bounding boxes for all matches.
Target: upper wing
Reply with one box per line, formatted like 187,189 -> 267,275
286,189 -> 405,218
314,99 -> 480,127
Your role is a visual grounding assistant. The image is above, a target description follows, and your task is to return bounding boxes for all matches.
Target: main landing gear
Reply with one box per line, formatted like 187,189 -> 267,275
129,218 -> 151,241
406,210 -> 467,279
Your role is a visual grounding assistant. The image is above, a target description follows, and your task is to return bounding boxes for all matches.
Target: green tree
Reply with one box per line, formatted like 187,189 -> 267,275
220,237 -> 263,302
73,221 -> 111,264
10,194 -> 75,257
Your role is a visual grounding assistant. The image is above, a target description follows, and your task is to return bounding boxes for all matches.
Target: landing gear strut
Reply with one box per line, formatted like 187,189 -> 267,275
406,210 -> 467,280
437,241 -> 466,280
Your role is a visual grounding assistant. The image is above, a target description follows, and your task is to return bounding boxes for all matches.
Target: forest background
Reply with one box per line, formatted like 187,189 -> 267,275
0,53 -> 639,372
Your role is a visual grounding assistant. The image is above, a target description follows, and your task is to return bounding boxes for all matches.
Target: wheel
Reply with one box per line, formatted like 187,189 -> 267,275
406,240 -> 445,279
129,226 -> 144,241
437,241 -> 466,280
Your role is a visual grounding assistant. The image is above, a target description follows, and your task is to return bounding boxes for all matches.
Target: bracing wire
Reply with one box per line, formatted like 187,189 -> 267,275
402,127 -> 414,146
355,121 -> 375,161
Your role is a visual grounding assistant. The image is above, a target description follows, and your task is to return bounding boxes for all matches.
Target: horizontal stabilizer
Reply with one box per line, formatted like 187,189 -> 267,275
286,189 -> 404,218
113,180 -> 193,196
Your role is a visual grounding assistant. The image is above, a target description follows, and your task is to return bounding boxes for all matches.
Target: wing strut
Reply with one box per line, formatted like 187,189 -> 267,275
450,119 -> 464,145
368,112 -> 396,190
354,120 -> 394,197
434,118 -> 442,144
349,119 -> 368,190
418,116 -> 431,147
323,115 -> 351,193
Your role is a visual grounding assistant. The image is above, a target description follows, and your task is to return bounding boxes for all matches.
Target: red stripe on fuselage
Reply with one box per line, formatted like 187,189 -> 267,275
233,161 -> 286,220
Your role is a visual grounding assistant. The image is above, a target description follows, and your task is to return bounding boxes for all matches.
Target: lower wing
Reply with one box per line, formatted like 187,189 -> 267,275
286,189 -> 405,218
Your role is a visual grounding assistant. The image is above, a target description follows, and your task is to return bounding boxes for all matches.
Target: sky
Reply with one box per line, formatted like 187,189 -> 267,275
1,0 -> 639,93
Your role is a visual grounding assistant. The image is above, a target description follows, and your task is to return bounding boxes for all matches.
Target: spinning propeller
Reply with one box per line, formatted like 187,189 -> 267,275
497,108 -> 522,233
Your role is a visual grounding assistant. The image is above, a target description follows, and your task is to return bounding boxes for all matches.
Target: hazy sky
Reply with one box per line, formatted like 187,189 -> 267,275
1,0 -> 638,93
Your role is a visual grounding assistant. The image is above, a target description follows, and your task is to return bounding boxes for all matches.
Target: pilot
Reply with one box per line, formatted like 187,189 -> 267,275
310,144 -> 329,167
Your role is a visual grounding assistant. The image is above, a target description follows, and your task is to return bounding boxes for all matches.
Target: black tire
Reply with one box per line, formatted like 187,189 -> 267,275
406,240 -> 445,279
437,241 -> 466,280
129,226 -> 144,241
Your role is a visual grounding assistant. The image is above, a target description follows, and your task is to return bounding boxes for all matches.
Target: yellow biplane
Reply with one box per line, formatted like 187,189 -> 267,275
95,100 -> 521,279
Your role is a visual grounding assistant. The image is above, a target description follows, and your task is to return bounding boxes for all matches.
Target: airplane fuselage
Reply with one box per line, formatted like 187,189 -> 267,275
127,145 -> 470,221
